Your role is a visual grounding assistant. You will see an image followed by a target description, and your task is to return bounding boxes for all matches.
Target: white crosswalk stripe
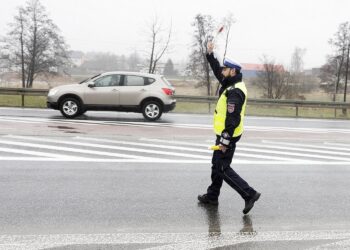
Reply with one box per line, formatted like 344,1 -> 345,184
0,135 -> 349,164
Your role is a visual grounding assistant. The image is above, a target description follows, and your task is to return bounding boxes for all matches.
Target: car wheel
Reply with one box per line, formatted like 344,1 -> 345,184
59,98 -> 81,118
142,101 -> 163,121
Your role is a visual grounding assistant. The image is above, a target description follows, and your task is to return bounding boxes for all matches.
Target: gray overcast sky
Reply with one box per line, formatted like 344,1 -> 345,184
1,0 -> 350,69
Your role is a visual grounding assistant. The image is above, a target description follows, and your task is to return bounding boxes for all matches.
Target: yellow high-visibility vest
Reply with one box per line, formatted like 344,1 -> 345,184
213,82 -> 247,137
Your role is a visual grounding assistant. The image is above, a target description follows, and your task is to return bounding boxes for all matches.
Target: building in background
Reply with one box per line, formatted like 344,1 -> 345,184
241,63 -> 265,78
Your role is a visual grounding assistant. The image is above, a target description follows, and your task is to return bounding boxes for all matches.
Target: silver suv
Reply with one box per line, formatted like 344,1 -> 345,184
47,71 -> 176,121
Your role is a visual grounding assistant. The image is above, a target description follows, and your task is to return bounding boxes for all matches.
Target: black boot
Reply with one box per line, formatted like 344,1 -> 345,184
198,194 -> 218,205
243,192 -> 261,214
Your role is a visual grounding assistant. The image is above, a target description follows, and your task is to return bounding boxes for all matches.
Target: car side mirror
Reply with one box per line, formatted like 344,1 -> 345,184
88,82 -> 95,88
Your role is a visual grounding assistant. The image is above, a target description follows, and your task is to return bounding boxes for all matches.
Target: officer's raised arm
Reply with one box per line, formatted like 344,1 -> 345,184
206,41 -> 224,83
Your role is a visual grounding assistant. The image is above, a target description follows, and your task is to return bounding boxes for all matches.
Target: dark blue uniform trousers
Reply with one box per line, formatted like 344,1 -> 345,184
207,135 -> 256,201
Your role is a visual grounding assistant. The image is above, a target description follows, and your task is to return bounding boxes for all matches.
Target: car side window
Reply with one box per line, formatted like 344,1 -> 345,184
124,75 -> 145,86
145,77 -> 156,85
94,75 -> 121,87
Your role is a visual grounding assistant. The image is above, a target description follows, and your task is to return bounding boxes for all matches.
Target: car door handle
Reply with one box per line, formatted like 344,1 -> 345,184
140,89 -> 146,92
112,89 -> 119,92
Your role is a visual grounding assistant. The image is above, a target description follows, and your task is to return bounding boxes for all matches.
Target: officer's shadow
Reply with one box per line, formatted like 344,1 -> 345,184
198,204 -> 255,236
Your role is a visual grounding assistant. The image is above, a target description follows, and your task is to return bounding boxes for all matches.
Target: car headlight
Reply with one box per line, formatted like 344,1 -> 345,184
48,89 -> 58,96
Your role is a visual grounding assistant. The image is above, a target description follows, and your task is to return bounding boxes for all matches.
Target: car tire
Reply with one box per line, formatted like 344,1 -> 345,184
59,97 -> 82,119
142,101 -> 163,121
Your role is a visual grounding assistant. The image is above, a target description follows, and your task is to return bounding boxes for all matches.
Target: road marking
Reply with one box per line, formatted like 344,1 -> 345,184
75,136 -> 214,153
240,143 -> 350,161
139,138 -> 318,162
140,138 -> 350,162
0,138 -> 155,160
245,125 -> 350,134
0,107 -> 349,124
325,142 -> 350,147
6,135 -> 211,160
1,135 -> 349,164
0,146 -> 84,159
1,115 -> 350,133
263,140 -> 350,152
77,137 -> 309,162
0,158 -> 349,164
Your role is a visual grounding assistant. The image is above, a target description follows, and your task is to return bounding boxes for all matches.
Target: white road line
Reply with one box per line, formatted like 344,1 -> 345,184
0,158 -> 349,164
0,107 -> 55,111
261,140 -> 350,153
2,135 -> 313,162
241,142 -> 350,158
0,117 -> 43,124
140,138 -> 213,147
245,125 -> 350,134
1,115 -> 350,133
1,107 -> 349,124
0,116 -> 97,126
325,142 -> 350,147
0,138 -> 153,160
138,138 -> 318,162
238,144 -> 350,161
0,157 -> 91,161
76,136 -> 213,153
0,147 -> 84,159
76,136 -> 307,161
139,138 -> 350,162
0,116 -> 212,129
6,135 -> 211,160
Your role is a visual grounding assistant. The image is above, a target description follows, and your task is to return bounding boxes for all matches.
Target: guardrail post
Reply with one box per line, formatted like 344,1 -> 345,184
21,94 -> 24,107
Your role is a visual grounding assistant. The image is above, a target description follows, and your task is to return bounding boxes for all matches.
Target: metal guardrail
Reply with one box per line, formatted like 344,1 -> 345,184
0,88 -> 349,117
175,95 -> 350,117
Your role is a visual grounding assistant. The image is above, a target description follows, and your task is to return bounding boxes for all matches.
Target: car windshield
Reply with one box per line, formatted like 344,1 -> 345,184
79,74 -> 101,84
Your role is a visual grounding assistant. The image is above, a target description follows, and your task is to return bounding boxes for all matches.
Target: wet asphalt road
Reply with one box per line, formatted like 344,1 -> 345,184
0,108 -> 350,249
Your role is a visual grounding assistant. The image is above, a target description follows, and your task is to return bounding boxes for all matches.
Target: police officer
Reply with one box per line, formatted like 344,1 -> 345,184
198,41 -> 261,214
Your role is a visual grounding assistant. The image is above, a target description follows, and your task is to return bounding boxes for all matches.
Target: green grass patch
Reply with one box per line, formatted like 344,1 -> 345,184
174,102 -> 349,119
0,95 -> 47,108
246,105 -> 296,117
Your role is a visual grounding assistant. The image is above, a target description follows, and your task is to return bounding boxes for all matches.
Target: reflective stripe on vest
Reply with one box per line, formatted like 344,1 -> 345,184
213,81 -> 247,137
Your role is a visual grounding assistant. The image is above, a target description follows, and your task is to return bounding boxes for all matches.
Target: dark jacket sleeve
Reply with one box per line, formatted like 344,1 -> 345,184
206,53 -> 223,83
223,88 -> 246,137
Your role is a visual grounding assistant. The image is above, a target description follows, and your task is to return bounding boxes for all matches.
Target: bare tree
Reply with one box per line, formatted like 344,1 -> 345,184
290,47 -> 306,74
145,16 -> 172,74
343,26 -> 350,106
329,22 -> 349,102
257,55 -> 291,99
289,47 -> 308,98
1,0 -> 70,88
320,55 -> 343,94
187,14 -> 215,96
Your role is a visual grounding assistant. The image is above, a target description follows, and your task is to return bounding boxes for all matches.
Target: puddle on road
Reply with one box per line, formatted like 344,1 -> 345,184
48,125 -> 85,134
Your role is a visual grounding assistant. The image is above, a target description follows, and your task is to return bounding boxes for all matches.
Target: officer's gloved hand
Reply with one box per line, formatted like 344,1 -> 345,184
219,131 -> 231,153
